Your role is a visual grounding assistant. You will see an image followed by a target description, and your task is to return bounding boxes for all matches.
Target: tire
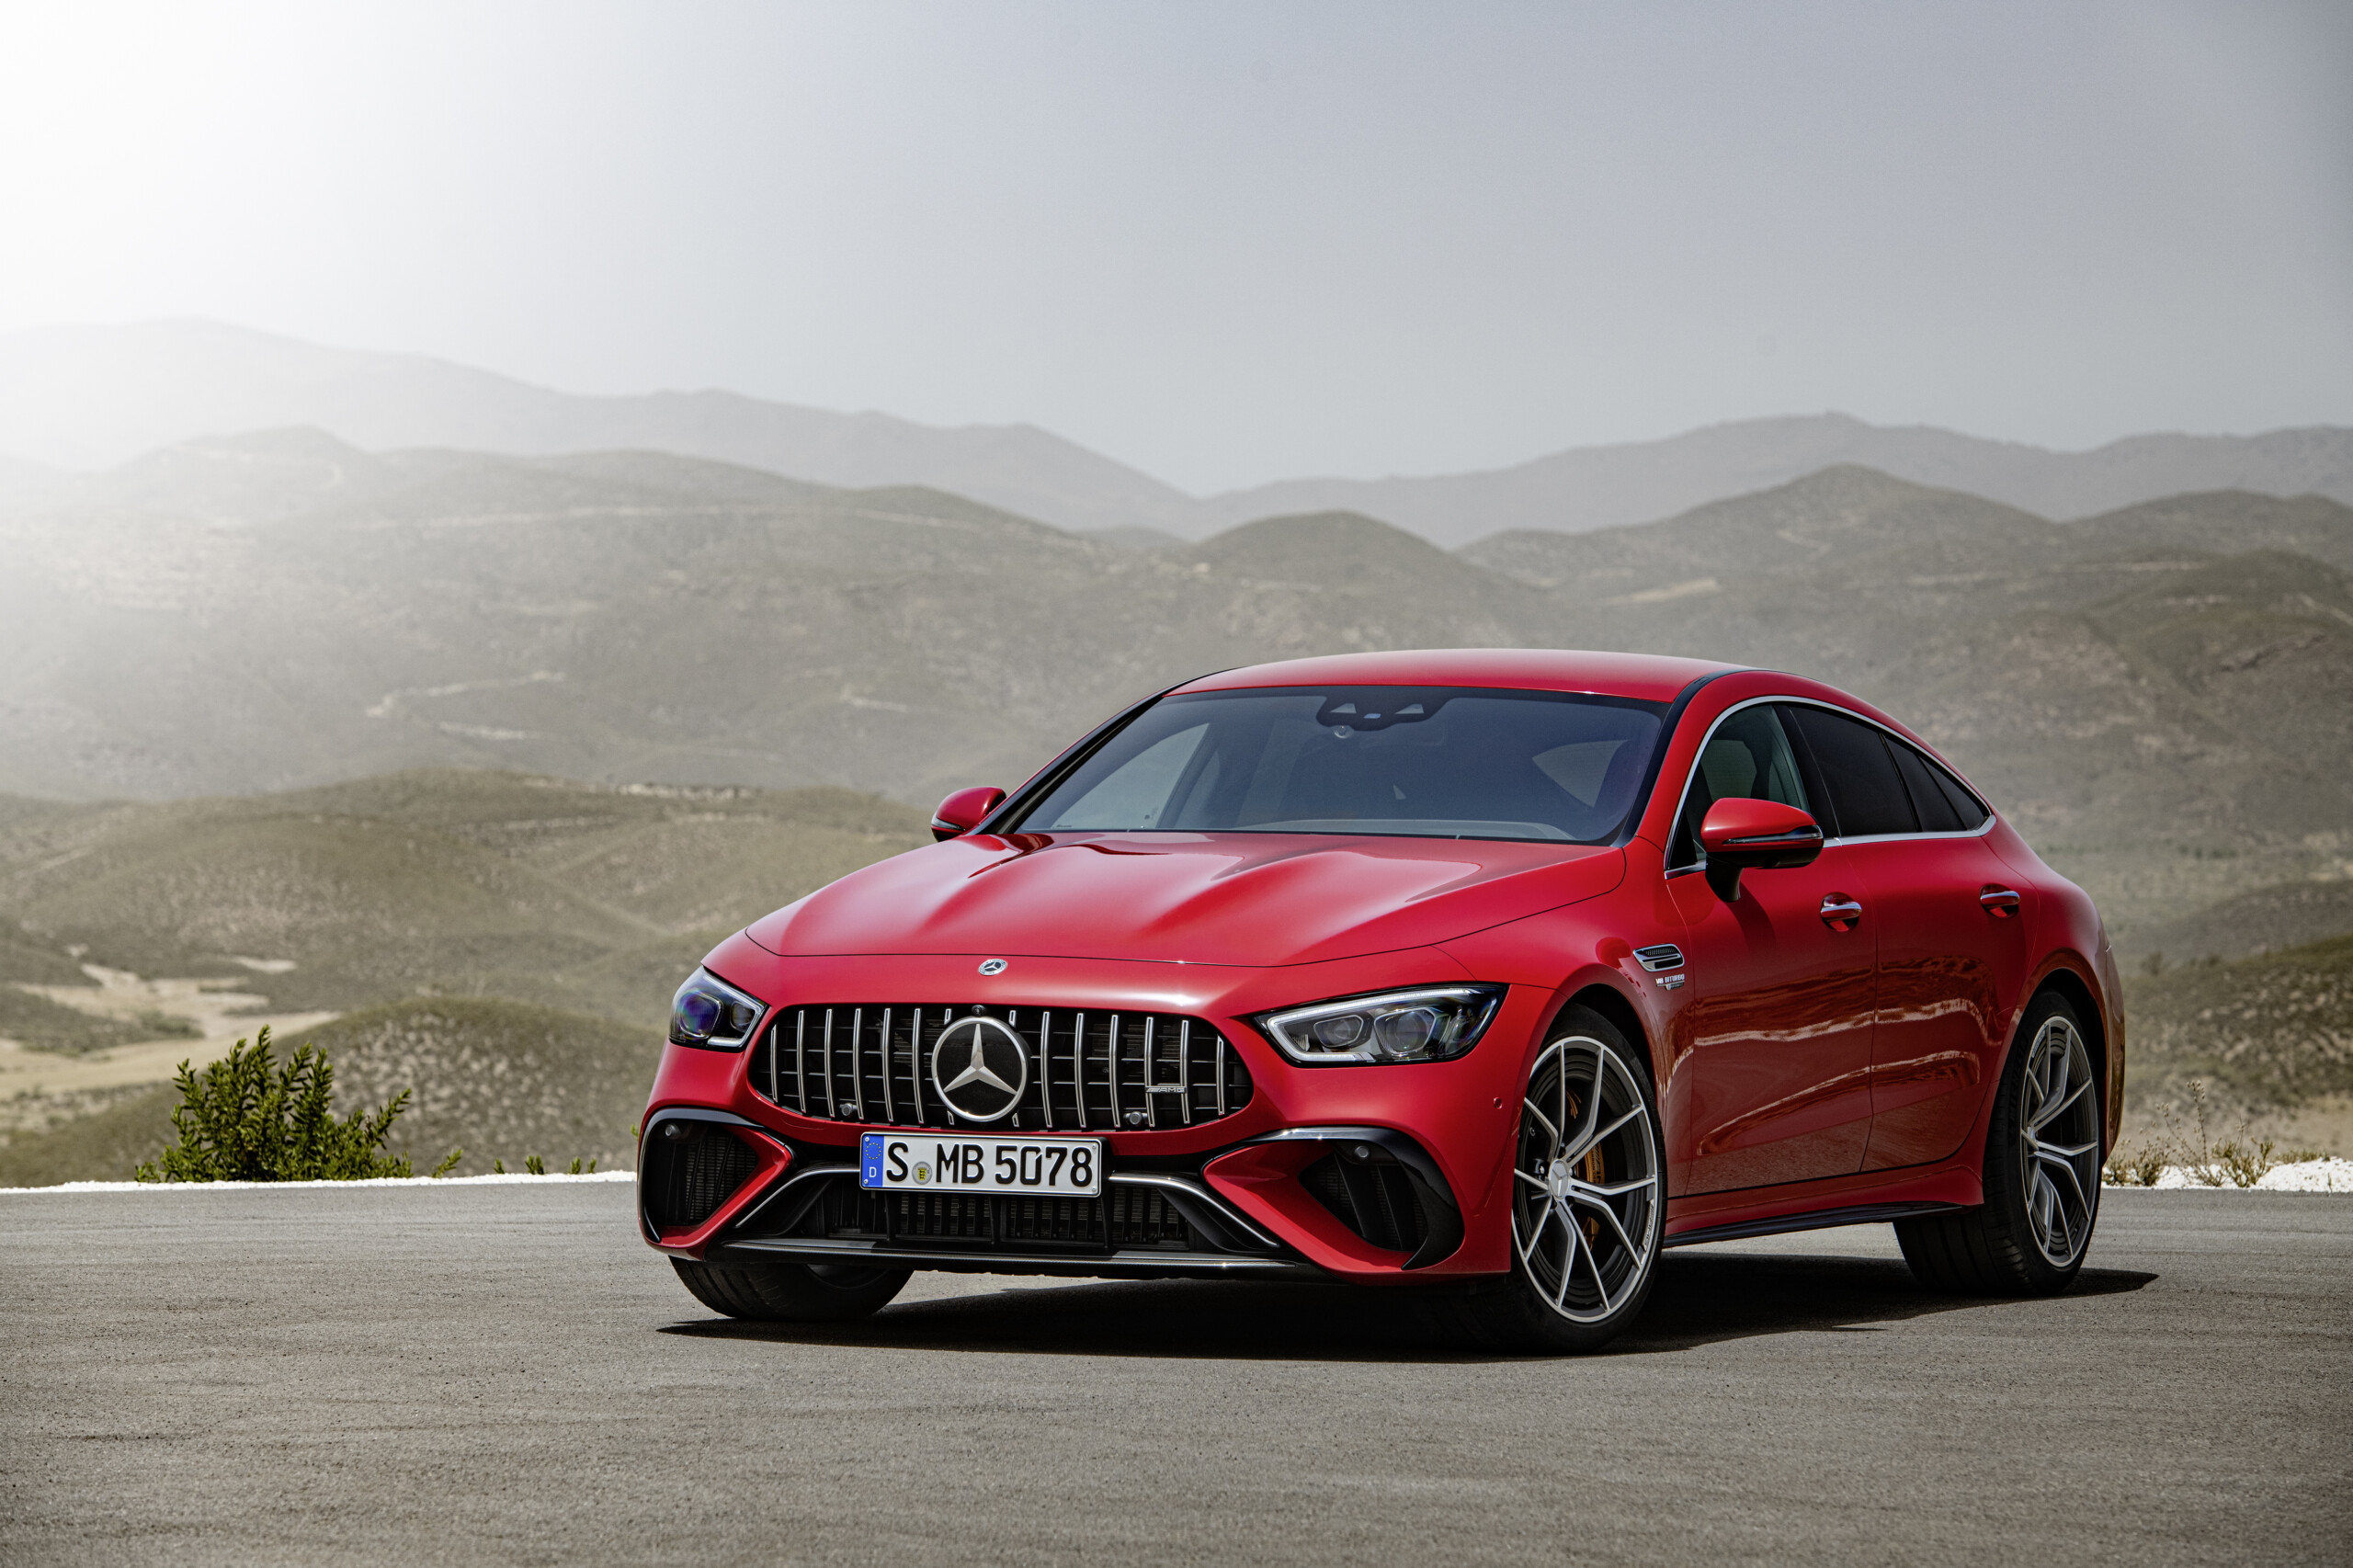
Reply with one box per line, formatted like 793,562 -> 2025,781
672,1256 -> 913,1322
1896,990 -> 2102,1296
1447,1006 -> 1667,1353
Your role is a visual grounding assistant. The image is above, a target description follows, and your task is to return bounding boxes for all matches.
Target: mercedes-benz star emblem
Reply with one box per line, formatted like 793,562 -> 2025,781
978,958 -> 1008,976
929,1016 -> 1029,1122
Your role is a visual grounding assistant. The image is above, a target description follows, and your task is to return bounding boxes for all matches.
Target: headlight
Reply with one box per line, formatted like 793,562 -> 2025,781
668,968 -> 766,1051
1256,984 -> 1506,1065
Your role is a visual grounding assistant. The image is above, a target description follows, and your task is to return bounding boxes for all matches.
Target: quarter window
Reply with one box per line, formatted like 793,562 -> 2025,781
1784,706 -> 1916,839
1888,740 -> 1989,832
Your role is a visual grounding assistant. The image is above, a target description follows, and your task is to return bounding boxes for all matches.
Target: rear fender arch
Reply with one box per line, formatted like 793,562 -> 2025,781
1972,951 -> 2118,1165
2020,954 -> 2118,1156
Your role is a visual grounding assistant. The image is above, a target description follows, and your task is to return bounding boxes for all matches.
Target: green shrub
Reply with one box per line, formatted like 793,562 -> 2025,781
132,1026 -> 447,1183
491,1153 -> 597,1176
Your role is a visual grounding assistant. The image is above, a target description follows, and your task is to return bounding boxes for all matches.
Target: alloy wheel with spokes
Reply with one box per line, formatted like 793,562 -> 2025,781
1895,989 -> 2104,1296
1452,1006 -> 1665,1352
2018,1013 -> 2100,1268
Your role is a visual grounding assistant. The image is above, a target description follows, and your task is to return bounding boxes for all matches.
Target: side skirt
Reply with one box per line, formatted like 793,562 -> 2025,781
1663,1201 -> 1961,1250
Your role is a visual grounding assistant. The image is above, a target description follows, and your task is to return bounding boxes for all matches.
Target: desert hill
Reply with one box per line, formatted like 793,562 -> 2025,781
4,442 -> 2350,958
2121,931 -> 2353,1157
7,322 -> 2351,544
0,995 -> 655,1184
0,771 -> 926,1180
0,770 -> 928,1026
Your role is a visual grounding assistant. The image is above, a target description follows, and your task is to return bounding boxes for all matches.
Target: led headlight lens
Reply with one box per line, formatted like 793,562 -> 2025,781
1257,985 -> 1505,1065
668,968 -> 766,1051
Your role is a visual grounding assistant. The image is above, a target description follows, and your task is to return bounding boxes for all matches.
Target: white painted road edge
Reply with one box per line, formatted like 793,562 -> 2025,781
2112,1157 -> 2353,1193
1,1170 -> 638,1193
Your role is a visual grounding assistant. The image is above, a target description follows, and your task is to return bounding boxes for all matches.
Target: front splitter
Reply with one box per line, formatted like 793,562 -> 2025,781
718,1234 -> 1327,1281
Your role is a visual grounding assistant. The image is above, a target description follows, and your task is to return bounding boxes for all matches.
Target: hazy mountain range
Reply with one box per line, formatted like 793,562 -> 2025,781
6,320 -> 2351,547
3,422 -> 2348,959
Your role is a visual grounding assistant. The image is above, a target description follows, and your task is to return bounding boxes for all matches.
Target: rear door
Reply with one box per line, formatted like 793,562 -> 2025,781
1781,705 -> 2031,1172
1664,702 -> 1877,1195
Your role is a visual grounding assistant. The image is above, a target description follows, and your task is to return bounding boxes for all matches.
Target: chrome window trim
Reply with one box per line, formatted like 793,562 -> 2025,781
1661,694 -> 1997,871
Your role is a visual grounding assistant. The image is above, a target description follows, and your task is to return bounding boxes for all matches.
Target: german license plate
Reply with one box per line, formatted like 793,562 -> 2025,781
858,1131 -> 1102,1197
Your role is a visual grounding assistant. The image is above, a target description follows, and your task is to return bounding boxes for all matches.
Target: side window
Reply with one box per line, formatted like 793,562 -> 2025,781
1892,743 -> 1989,831
1785,706 -> 1917,839
1668,704 -> 1811,869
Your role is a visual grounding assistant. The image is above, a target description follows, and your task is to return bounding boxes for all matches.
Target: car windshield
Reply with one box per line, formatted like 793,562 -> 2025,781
1009,686 -> 1666,843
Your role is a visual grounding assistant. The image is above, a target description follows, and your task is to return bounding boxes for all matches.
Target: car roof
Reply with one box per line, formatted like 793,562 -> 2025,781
1173,648 -> 1738,704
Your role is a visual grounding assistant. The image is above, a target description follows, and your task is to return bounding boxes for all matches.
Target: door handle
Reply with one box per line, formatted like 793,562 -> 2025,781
1980,886 -> 2022,919
1819,894 -> 1862,933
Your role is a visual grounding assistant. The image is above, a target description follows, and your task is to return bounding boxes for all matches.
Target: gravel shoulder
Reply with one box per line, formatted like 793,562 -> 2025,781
1,1187 -> 2346,1568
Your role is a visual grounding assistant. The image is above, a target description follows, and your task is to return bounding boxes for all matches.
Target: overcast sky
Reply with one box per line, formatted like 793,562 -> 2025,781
1,2 -> 2347,494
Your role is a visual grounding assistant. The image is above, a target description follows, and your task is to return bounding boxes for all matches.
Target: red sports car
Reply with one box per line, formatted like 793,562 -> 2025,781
640,650 -> 2121,1350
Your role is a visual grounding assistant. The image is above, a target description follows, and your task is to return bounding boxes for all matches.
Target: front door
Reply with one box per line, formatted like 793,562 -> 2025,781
1661,702 -> 1877,1196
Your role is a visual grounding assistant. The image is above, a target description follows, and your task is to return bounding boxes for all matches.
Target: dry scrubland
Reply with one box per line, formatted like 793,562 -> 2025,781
0,774 -> 926,1183
2,437 -> 2350,1180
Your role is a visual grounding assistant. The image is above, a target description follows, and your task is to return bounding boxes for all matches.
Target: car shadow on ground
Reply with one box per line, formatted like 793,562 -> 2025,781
658,1251 -> 2158,1362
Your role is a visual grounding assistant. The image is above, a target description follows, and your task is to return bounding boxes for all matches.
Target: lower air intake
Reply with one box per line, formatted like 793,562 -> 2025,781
810,1181 -> 1196,1250
642,1122 -> 762,1232
1301,1153 -> 1431,1254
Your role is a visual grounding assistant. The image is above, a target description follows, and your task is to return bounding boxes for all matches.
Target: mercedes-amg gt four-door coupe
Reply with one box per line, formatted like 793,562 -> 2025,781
640,650 -> 2121,1350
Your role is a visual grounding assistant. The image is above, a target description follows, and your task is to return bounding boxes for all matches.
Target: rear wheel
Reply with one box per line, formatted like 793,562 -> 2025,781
1896,991 -> 2102,1295
672,1256 -> 912,1322
1449,1006 -> 1665,1353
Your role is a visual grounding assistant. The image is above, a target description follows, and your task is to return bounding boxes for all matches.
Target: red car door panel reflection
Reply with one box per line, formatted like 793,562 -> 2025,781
1852,836 -> 2032,1170
1665,850 -> 1876,1195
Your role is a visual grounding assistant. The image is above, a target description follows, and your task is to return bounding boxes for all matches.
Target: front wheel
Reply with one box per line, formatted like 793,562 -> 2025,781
672,1256 -> 912,1322
1449,1006 -> 1666,1353
1896,991 -> 2102,1295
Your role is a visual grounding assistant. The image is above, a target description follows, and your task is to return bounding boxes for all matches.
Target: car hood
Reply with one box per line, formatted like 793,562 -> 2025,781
745,831 -> 1625,968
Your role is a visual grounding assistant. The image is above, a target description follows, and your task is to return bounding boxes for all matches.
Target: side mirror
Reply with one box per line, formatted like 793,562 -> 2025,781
1698,798 -> 1824,902
930,786 -> 1006,841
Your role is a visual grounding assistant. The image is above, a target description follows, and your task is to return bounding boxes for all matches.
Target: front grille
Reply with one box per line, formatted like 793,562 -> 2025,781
1302,1153 -> 1430,1254
642,1122 -> 762,1231
809,1179 -> 1197,1250
749,1005 -> 1254,1131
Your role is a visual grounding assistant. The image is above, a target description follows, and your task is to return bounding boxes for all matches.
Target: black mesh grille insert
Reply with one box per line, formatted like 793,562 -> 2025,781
642,1122 -> 762,1232
802,1178 -> 1196,1251
749,1005 -> 1253,1131
1302,1153 -> 1430,1254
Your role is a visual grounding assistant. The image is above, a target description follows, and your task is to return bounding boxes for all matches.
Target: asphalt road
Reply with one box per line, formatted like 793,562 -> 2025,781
2,1186 -> 2346,1568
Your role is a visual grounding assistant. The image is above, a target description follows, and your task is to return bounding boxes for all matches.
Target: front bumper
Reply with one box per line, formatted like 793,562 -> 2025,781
636,940 -> 1542,1281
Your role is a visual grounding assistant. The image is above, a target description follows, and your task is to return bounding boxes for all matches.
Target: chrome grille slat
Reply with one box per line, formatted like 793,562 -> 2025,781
822,1008 -> 835,1118
837,1007 -> 856,1116
1178,1019 -> 1191,1127
751,1004 -> 1252,1132
1036,1010 -> 1052,1131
